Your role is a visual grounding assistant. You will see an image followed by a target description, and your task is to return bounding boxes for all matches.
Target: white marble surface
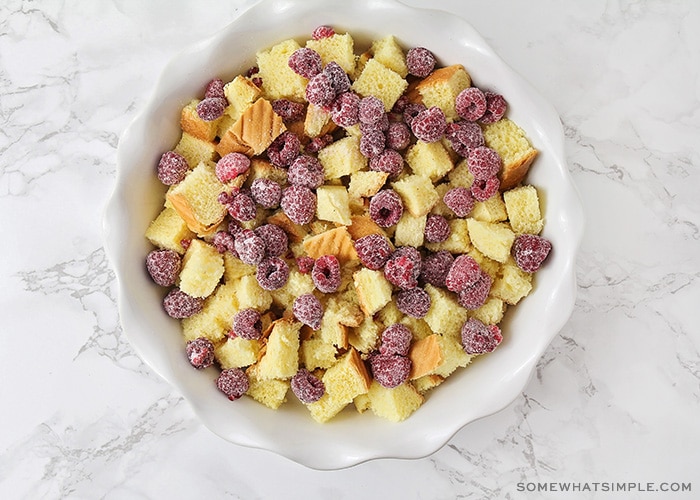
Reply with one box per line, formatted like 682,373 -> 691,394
1,0 -> 698,498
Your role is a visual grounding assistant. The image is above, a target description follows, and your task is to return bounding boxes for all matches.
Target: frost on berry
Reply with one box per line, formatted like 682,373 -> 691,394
296,256 -> 315,274
157,151 -> 188,185
410,106 -> 447,143
250,177 -> 282,208
386,121 -> 411,151
445,121 -> 484,157
254,223 -> 288,258
280,185 -> 317,225
467,146 -> 502,180
360,128 -> 386,158
234,229 -> 266,265
461,318 -> 502,355
196,97 -> 227,121
369,149 -> 403,178
216,152 -> 250,183
419,250 -> 454,288
305,72 -> 336,107
479,91 -> 507,124
227,192 -> 257,222
470,176 -> 500,202
291,368 -> 325,403
306,133 -> 333,153
212,231 -> 236,254
402,102 -> 426,128
354,233 -> 392,270
323,62 -> 351,95
267,131 -> 300,167
232,308 -> 263,340
358,95 -> 385,125
330,91 -> 360,127
458,271 -> 492,310
455,87 -> 487,122
512,234 -> 552,273
186,337 -> 215,369
204,78 -> 225,99
312,25 -> 335,40
288,155 -> 324,189
424,214 -> 451,243
369,189 -> 403,227
384,248 -> 421,290
216,368 -> 249,400
443,186 -> 475,217
370,354 -> 411,388
163,288 -> 203,319
288,47 -> 322,79
311,255 -> 341,293
445,254 -> 482,292
256,256 -> 290,290
406,47 -> 436,78
272,99 -> 305,122
146,249 -> 181,287
379,324 -> 413,356
293,293 -> 324,330
396,287 -> 431,318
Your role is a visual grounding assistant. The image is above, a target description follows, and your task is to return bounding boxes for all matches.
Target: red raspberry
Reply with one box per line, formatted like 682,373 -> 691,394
212,230 -> 236,254
379,324 -> 412,356
512,234 -> 553,273
232,308 -> 262,340
312,25 -> 335,40
216,152 -> 250,183
196,97 -> 227,121
292,293 -> 324,330
369,189 -> 403,227
468,146 -> 502,180
445,254 -> 481,292
216,368 -> 249,401
419,250 -> 454,288
361,113 -> 389,133
228,219 -> 243,237
411,106 -> 447,143
288,47 -> 322,79
146,249 -> 181,287
391,95 -> 410,114
370,354 -> 411,388
354,233 -> 392,270
358,95 -> 386,125
296,256 -> 315,274
479,91 -> 507,124
461,318 -> 502,355
369,148 -> 403,177
306,133 -> 334,153
250,177 -> 282,208
227,192 -> 257,222
455,87 -> 487,122
360,128 -> 386,158
406,47 -> 436,78
443,186 -> 475,217
288,155 -> 325,189
280,185 -> 316,225
272,99 -> 305,122
305,72 -> 336,107
267,131 -> 300,167
386,121 -> 411,151
402,102 -> 426,128
424,214 -> 451,243
393,246 -> 422,276
470,176 -> 500,201
311,255 -> 341,293
291,368 -> 325,403
384,254 -> 418,290
330,91 -> 360,127
163,288 -> 204,319
458,271 -> 492,310
234,229 -> 265,265
254,223 -> 288,258
204,78 -> 225,99
157,151 -> 188,185
445,121 -> 484,157
186,337 -> 215,369
323,62 -> 351,95
396,287 -> 431,318
256,256 -> 290,290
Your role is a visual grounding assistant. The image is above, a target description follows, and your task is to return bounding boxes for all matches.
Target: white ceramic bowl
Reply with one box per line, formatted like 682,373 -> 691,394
104,0 -> 584,469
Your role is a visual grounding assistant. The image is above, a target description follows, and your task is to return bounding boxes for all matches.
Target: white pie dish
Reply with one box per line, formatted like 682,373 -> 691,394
103,0 -> 584,470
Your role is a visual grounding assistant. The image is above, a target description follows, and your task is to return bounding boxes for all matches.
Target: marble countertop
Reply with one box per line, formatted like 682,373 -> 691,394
1,0 -> 698,498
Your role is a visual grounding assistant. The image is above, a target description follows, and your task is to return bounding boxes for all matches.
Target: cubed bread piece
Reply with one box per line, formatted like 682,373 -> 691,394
300,337 -> 337,370
471,193 -> 508,223
408,334 -> 443,380
270,268 -> 315,311
223,252 -> 256,282
369,34 -> 408,77
223,75 -> 262,121
391,174 -> 439,216
180,99 -> 222,142
145,207 -> 195,254
215,337 -> 261,369
348,315 -> 381,354
503,185 -> 544,234
347,214 -> 388,241
256,38 -> 308,101
174,132 -> 218,170
407,65 -> 471,121
319,312 -> 349,349
431,335 -> 471,378
405,140 -> 454,182
471,297 -> 507,325
466,218 -> 515,263
302,226 -> 358,263
246,363 -> 289,410
306,32 -> 356,74
348,171 -> 389,199
255,318 -> 301,380
491,260 -> 533,305
316,185 -> 352,225
244,158 -> 288,187
351,58 -> 408,111
318,135 -> 367,180
376,300 -> 403,328
429,183 -> 453,218
482,118 -> 538,191
267,210 -> 308,243
399,316 -> 434,341
466,246 -> 501,280
304,103 -> 334,138
425,218 -> 471,254
222,98 -> 286,157
178,239 -> 224,298
367,380 -> 424,422
353,268 -> 393,316
423,284 -> 468,338
231,274 -> 273,311
447,158 -> 475,188
181,281 -> 239,342
412,374 -> 444,393
394,212 -> 427,247
353,393 -> 371,414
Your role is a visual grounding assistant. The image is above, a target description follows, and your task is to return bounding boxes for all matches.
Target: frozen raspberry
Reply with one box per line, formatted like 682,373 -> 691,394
443,186 -> 475,217
512,234 -> 553,273
396,287 -> 431,318
267,131 -> 300,167
180,238 -> 191,251
256,256 -> 290,290
369,189 -> 403,227
461,318 -> 502,355
254,223 -> 288,258
227,192 -> 257,222
421,213 -> 451,243
228,219 -> 243,237
458,271 -> 492,310
186,337 -> 215,369
323,62 -> 351,95
312,25 -> 335,40
358,95 -> 386,125
232,308 -> 262,340
360,128 -> 386,158
419,250 -> 454,287
455,87 -> 487,122
157,151 -> 188,185
306,133 -> 333,153
280,185 -> 316,225
216,152 -> 250,183
370,354 -> 411,388
411,106 -> 447,143
196,97 -> 227,121
384,254 -> 418,290
292,293 -> 324,330
305,72 -> 336,107
217,191 -> 235,206
246,66 -> 259,79
361,113 -> 389,133
406,47 -> 436,78
271,99 -> 305,122
296,256 -> 315,274
402,102 -> 426,128
379,324 -> 412,356
250,177 -> 282,208
216,368 -> 249,401
354,233 -> 392,270
291,368 -> 325,403
146,249 -> 181,287
288,47 -> 322,79
288,155 -> 324,189
212,230 -> 236,254
234,229 -> 266,265
445,121 -> 484,157
468,146 -> 502,180
163,288 -> 203,319
393,246 -> 421,275
391,95 -> 410,114
470,176 -> 500,201
204,78 -> 225,99
386,121 -> 411,151
445,254 -> 482,292
331,91 -> 360,128
311,255 -> 341,293
479,91 -> 507,124
369,149 -> 403,177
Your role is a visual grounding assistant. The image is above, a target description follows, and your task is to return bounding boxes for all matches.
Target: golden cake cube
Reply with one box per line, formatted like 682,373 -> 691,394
306,32 -> 356,74
316,185 -> 352,225
178,239 -> 224,298
425,218 -> 471,254
353,268 -> 393,316
367,380 -> 424,422
255,319 -> 301,380
223,75 -> 262,122
215,337 -> 261,369
173,132 -> 217,172
482,118 -> 538,191
256,38 -> 308,101
246,363 -> 289,410
348,171 -> 389,199
466,218 -> 515,263
394,212 -> 427,247
491,260 -> 533,305
145,207 -> 195,254
408,65 -> 471,121
391,174 -> 439,216
423,284 -> 468,338
405,140 -> 454,182
180,99 -> 222,142
369,34 -> 408,77
231,274 -> 273,311
317,135 -> 367,180
352,58 -> 408,111
503,185 -> 544,234
300,337 -> 338,370
471,193 -> 508,223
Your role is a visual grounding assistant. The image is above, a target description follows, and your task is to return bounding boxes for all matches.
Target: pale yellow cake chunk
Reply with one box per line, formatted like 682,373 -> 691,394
256,38 -> 308,101
471,193 -> 508,223
405,140 -> 454,182
223,252 -> 256,282
423,284 -> 468,338
246,364 -> 289,410
300,337 -> 337,370
174,132 -> 218,170
145,207 -> 195,254
348,171 -> 389,199
318,135 -> 366,180
178,239 -> 224,298
394,212 -> 427,247
353,268 -> 393,316
348,315 -> 381,354
369,34 -> 408,78
471,297 -> 507,325
180,99 -> 222,142
408,65 -> 471,121
352,58 -> 408,111
255,319 -> 301,380
223,75 -> 262,122
491,260 -> 533,305
306,32 -> 356,74
316,185 -> 352,225
367,381 -> 424,422
425,218 -> 471,254
231,274 -> 273,311
482,118 -> 538,191
181,281 -> 239,343
503,185 -> 544,234
391,174 -> 439,216
467,219 -> 515,263
215,337 -> 261,369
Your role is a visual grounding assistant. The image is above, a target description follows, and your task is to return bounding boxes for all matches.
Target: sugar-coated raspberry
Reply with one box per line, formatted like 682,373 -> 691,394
406,47 -> 436,78
292,293 -> 324,330
306,133 -> 333,153
370,354 -> 411,388
455,87 -> 487,122
360,128 -> 386,158
204,78 -> 225,99
443,186 -> 475,217
288,155 -> 324,189
280,185 -> 317,225
227,192 -> 257,222
396,287 -> 431,318
369,148 -> 403,177
369,189 -> 403,227
458,271 -> 492,310
146,249 -> 181,287
250,177 -> 282,208
311,254 -> 341,293
468,146 -> 502,180
228,219 -> 243,237
402,102 -> 426,128
256,256 -> 290,290
330,91 -> 360,127
272,98 -> 305,122
445,254 -> 482,292
296,256 -> 315,274
512,234 -> 553,273
354,233 -> 392,270
157,151 -> 188,185
196,97 -> 227,121
379,324 -> 412,356
461,318 -> 502,355
186,337 -> 215,369
479,91 -> 507,124
254,223 -> 288,258
470,176 -> 500,201
216,152 -> 250,183
246,66 -> 259,78
445,121 -> 484,157
180,238 -> 192,251
419,250 -> 454,287
358,95 -> 386,125
312,25 -> 335,40
386,121 -> 411,151
411,106 -> 447,143
391,95 -> 410,114
267,131 -> 300,167
424,214 -> 451,243
323,62 -> 351,95
393,246 -> 422,276
163,288 -> 204,319
212,230 -> 236,254
288,47 -> 322,79
216,368 -> 249,401
361,113 -> 389,133
234,229 -> 266,265
384,254 -> 418,290
232,308 -> 262,340
305,72 -> 336,107
291,368 -> 325,403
